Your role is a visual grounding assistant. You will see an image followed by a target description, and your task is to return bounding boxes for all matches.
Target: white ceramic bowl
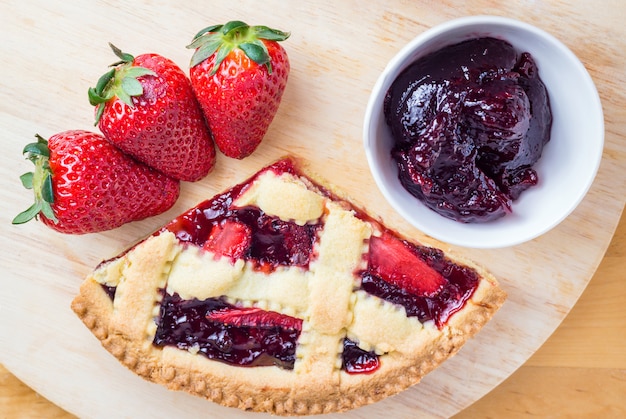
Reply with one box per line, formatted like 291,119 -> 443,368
363,15 -> 604,248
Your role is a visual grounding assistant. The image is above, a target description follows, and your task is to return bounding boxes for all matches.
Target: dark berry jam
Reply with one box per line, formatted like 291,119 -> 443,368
153,293 -> 301,369
161,181 -> 321,272
342,338 -> 380,374
384,37 -> 552,223
101,284 -> 117,300
361,240 -> 480,328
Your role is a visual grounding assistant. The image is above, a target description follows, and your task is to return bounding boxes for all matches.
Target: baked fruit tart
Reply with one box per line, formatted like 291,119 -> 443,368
72,157 -> 506,415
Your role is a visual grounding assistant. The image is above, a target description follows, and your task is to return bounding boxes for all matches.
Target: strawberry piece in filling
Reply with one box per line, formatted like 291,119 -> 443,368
368,232 -> 447,297
361,232 -> 480,328
206,307 -> 303,330
203,220 -> 252,260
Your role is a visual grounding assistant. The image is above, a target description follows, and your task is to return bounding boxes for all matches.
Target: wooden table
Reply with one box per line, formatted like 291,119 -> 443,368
1,1 -> 625,418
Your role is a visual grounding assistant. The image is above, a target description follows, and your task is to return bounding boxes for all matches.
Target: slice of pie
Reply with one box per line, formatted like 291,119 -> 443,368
71,157 -> 506,415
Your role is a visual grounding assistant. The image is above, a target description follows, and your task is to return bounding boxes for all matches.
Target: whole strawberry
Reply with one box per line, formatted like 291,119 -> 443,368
89,44 -> 216,181
187,21 -> 290,159
12,131 -> 180,234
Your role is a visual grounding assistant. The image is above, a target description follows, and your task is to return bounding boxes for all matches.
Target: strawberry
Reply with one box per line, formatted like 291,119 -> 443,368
368,232 -> 447,296
88,44 -> 216,181
203,219 -> 252,259
12,130 -> 180,234
187,21 -> 290,159
207,306 -> 303,331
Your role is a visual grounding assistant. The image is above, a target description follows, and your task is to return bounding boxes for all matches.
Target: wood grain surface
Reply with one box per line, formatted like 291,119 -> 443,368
1,1 -> 624,418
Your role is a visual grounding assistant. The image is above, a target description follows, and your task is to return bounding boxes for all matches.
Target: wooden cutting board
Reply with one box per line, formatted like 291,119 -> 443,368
1,1 -> 624,418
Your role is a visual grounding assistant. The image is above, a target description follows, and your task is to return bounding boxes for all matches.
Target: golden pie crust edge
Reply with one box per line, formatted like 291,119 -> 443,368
71,158 -> 507,415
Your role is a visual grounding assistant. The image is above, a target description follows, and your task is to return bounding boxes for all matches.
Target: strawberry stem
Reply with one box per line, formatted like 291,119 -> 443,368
187,20 -> 290,75
13,135 -> 58,225
88,43 -> 156,125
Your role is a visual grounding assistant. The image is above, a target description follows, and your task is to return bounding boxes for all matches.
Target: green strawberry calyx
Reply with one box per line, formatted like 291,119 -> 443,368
88,43 -> 156,125
12,134 -> 58,225
187,20 -> 290,75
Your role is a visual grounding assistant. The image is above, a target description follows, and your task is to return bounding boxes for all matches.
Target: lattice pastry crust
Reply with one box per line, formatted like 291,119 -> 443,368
71,157 -> 506,415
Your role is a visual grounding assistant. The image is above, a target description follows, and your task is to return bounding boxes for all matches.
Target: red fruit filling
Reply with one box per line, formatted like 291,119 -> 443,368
153,293 -> 301,369
384,37 -> 552,222
161,184 -> 320,272
101,286 -> 381,374
361,232 -> 480,328
342,338 -> 380,374
152,293 -> 382,374
101,284 -> 117,300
